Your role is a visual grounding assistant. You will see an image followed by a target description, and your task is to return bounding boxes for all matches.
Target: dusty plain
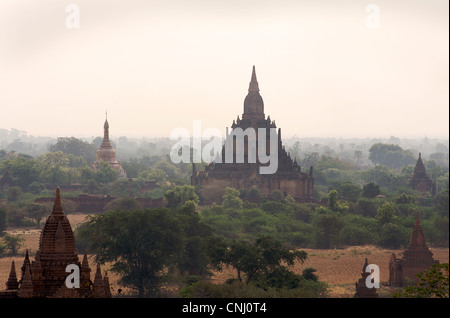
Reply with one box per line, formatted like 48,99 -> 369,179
1,213 -> 448,297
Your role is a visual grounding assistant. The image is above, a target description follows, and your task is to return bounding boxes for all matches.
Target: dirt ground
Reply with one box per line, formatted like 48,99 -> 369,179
1,213 -> 448,298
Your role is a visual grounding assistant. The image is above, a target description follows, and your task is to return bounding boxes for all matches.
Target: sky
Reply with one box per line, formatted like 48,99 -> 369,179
0,0 -> 448,140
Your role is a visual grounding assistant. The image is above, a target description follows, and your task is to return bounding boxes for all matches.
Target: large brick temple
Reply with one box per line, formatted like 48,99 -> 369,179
388,212 -> 439,287
191,66 -> 314,202
0,188 -> 111,298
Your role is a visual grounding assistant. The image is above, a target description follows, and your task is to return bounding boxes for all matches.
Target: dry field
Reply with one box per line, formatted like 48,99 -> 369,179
1,213 -> 448,298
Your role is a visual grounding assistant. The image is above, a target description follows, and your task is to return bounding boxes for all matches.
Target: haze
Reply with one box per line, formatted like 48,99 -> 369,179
0,0 -> 448,140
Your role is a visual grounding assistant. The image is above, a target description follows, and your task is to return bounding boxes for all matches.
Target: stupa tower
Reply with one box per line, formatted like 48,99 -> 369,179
92,112 -> 127,178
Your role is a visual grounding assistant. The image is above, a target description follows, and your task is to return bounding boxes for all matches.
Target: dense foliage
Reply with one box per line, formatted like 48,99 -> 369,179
0,137 -> 448,297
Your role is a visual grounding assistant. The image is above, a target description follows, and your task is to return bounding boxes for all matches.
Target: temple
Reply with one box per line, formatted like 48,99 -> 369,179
92,114 -> 127,179
0,188 -> 111,298
191,66 -> 314,202
354,258 -> 379,298
388,212 -> 439,287
408,152 -> 436,195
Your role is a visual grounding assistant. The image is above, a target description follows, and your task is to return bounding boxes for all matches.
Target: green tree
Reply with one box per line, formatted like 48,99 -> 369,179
376,202 -> 399,226
82,179 -> 101,194
138,168 -> 167,182
339,183 -> 362,202
327,190 -> 349,214
75,208 -> 184,296
435,190 -> 449,217
94,160 -> 120,184
0,156 -> 39,189
327,190 -> 338,211
164,185 -> 199,211
393,263 -> 449,298
356,198 -> 379,217
2,233 -> 24,256
222,187 -> 243,210
49,137 -> 96,163
269,189 -> 285,202
26,203 -> 48,228
28,181 -> 46,194
0,207 -> 7,236
378,223 -> 407,249
362,182 -> 380,198
154,160 -> 180,179
219,236 -> 307,285
36,151 -> 70,185
368,143 -> 416,169
175,200 -> 216,276
302,267 -> 319,281
245,187 -> 263,204
7,186 -> 22,202
316,211 -> 345,249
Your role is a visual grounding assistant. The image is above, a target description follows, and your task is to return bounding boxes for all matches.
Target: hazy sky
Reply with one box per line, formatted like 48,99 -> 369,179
0,0 -> 448,140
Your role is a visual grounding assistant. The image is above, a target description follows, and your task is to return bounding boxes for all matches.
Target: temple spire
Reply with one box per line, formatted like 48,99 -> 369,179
6,261 -> 19,290
52,187 -> 64,216
409,211 -> 426,246
103,119 -> 109,141
248,65 -> 259,93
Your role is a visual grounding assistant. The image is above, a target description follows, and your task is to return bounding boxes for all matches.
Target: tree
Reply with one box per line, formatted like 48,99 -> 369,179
75,208 -> 184,296
0,156 -> 39,189
93,160 -> 120,184
368,143 -> 415,169
222,187 -> 243,210
219,236 -> 307,285
327,190 -> 338,211
378,222 -> 407,249
269,189 -> 285,202
2,233 -> 24,256
0,207 -> 7,236
356,198 -> 379,217
154,160 -> 180,179
164,185 -> 199,211
316,211 -> 345,249
362,182 -> 380,198
245,187 -> 263,204
26,203 -> 48,228
28,181 -> 46,194
339,183 -> 362,202
174,200 -> 215,276
435,190 -> 449,217
138,168 -> 167,182
302,267 -> 319,281
82,179 -> 101,194
7,186 -> 22,202
376,202 -> 399,226
393,263 -> 449,298
36,151 -> 70,185
49,137 -> 97,163
327,190 -> 349,213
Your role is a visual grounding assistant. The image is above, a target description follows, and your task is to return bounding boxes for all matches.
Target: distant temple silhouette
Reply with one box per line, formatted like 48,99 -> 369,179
92,114 -> 127,179
192,66 -> 314,202
0,188 -> 111,298
408,152 -> 436,195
